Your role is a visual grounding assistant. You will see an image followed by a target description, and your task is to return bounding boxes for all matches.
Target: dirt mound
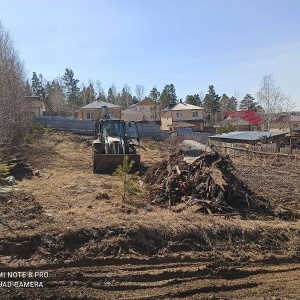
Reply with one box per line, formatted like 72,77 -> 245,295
143,151 -> 273,217
0,192 -> 52,231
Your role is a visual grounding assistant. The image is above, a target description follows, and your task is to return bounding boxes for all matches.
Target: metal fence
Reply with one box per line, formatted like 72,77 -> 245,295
170,129 -> 212,142
34,116 -> 213,141
34,116 -> 164,137
35,116 -> 94,134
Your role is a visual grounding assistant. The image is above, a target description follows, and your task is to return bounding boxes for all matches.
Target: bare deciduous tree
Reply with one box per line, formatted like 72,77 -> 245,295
135,84 -> 145,102
257,74 -> 294,130
49,78 -> 67,116
0,22 -> 31,148
95,80 -> 106,102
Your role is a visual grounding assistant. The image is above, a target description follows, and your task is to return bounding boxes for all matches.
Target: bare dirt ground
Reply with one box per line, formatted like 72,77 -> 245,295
0,132 -> 299,300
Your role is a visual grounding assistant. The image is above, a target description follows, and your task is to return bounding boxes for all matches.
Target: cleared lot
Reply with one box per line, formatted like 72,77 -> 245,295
0,132 -> 299,299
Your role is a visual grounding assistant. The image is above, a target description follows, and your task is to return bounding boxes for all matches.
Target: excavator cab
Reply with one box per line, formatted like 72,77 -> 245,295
92,117 -> 140,173
125,121 -> 140,147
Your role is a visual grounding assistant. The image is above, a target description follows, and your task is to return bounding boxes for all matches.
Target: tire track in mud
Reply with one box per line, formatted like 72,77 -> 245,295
1,259 -> 299,300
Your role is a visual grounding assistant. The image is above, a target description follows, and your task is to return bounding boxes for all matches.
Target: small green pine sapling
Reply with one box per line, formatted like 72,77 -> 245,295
113,156 -> 141,202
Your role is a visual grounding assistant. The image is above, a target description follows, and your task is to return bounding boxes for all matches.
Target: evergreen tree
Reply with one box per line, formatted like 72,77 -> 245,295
31,72 -> 45,97
120,84 -> 132,108
239,94 -> 260,111
132,96 -> 138,104
62,68 -> 81,111
149,87 -> 160,102
44,82 -> 53,113
185,94 -> 201,106
81,82 -> 96,105
203,85 -> 220,124
149,87 -> 161,121
159,84 -> 177,109
107,83 -> 117,104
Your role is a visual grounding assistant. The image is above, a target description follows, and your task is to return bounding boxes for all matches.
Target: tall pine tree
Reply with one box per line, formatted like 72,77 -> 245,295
31,72 -> 45,97
149,86 -> 161,121
159,84 -> 177,109
62,68 -> 81,111
203,85 -> 220,124
239,94 -> 260,111
185,94 -> 202,106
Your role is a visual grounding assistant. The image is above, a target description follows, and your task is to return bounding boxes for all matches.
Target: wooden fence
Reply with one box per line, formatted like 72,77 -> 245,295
212,141 -> 300,158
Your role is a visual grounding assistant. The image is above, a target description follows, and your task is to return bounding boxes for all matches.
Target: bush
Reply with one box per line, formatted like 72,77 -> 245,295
22,123 -> 47,144
216,124 -> 235,134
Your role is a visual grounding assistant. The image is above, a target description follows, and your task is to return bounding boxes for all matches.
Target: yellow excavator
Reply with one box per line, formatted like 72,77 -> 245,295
92,106 -> 140,173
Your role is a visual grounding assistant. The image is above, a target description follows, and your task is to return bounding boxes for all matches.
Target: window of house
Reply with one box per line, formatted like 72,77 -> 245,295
293,123 -> 298,128
151,115 -> 154,119
192,111 -> 198,118
176,112 -> 182,118
86,112 -> 93,119
251,126 -> 257,131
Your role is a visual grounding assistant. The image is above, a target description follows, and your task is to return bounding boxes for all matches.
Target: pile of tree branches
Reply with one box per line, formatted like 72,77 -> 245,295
142,151 -> 272,216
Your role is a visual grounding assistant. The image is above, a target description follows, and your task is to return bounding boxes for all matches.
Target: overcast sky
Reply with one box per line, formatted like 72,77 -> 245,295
1,0 -> 300,108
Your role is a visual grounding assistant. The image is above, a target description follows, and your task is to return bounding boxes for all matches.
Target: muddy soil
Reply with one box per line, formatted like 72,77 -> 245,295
0,132 -> 299,299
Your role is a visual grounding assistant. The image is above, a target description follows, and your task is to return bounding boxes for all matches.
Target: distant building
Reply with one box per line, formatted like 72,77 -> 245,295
290,114 -> 300,133
214,118 -> 251,132
263,112 -> 300,133
77,101 -> 121,120
224,110 -> 263,131
267,113 -> 290,132
25,96 -> 46,117
121,108 -> 144,122
209,131 -> 286,144
128,98 -> 159,122
160,103 -> 205,131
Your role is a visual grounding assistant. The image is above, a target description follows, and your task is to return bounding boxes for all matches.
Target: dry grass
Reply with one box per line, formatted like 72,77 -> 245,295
1,131 -> 300,262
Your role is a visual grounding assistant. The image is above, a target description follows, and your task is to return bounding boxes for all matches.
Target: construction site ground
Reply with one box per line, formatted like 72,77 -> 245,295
0,131 -> 299,300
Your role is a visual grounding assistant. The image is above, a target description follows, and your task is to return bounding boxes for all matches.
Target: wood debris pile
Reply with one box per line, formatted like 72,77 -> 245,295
142,151 -> 272,216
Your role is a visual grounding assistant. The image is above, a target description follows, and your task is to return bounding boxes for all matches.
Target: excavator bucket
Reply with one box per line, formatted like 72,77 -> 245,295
92,153 -> 140,174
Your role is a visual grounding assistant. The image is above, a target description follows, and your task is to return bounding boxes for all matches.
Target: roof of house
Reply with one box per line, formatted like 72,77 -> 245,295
162,102 -> 204,112
226,110 -> 262,125
214,118 -> 250,127
135,98 -> 156,106
209,131 -> 285,142
80,100 -> 121,109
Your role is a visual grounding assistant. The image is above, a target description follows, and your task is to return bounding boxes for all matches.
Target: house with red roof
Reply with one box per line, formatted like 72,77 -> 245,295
222,110 -> 263,131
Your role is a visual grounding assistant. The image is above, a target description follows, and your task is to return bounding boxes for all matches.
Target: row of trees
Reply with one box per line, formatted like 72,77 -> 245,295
193,76 -> 294,127
1,18 -> 295,148
30,70 -> 181,116
0,22 -> 31,147
30,68 -> 293,127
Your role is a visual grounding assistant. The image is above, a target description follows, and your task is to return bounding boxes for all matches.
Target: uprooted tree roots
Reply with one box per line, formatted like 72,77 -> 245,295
142,151 -> 274,217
